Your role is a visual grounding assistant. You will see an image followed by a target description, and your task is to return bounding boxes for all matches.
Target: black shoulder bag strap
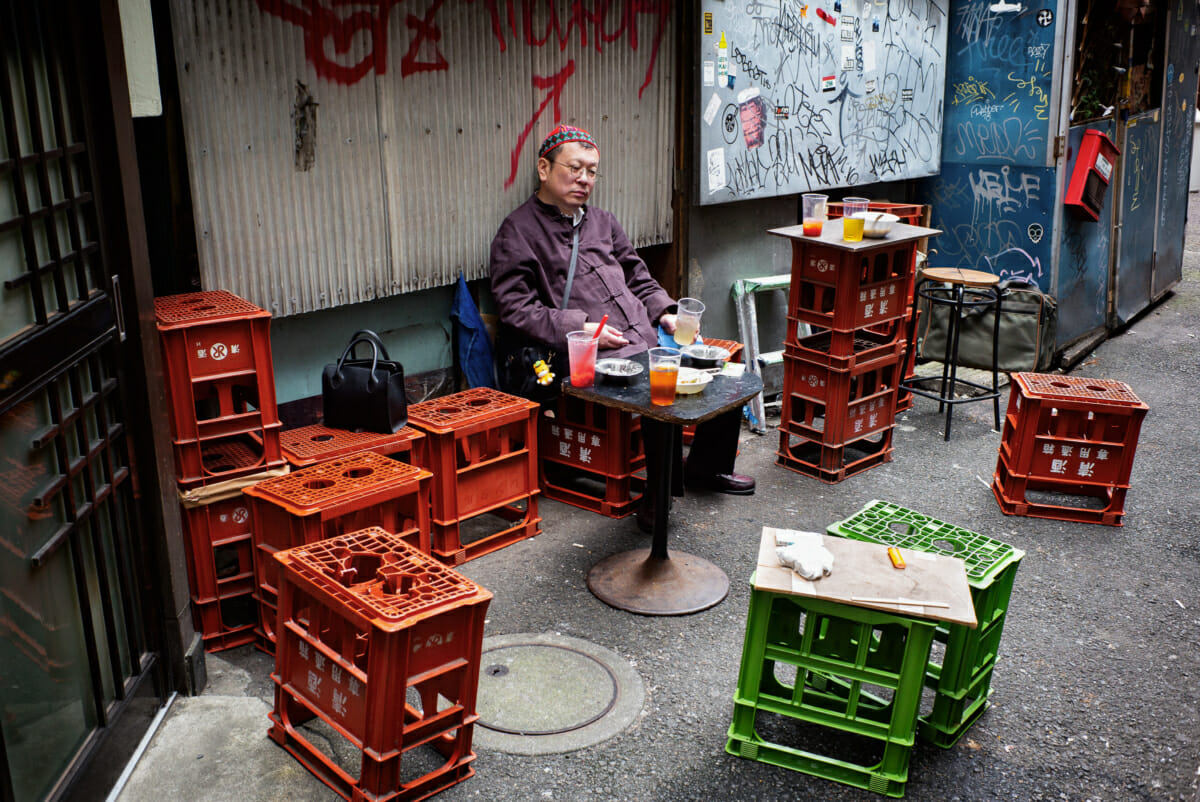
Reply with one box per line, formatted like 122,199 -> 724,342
560,226 -> 581,310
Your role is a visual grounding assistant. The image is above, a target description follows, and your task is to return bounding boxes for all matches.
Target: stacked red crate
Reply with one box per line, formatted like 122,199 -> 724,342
244,451 -> 432,650
538,394 -> 646,518
992,373 -> 1148,525
280,423 -> 426,469
828,203 -> 930,410
776,234 -> 920,482
156,290 -> 288,651
269,527 -> 491,802
408,388 -> 541,564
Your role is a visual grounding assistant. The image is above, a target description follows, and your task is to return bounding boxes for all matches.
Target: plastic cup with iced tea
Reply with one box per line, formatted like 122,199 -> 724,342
802,194 -> 828,236
566,330 -> 599,387
648,347 -> 681,405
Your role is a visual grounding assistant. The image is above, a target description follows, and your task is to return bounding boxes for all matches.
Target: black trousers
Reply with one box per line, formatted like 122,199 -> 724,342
639,408 -> 742,507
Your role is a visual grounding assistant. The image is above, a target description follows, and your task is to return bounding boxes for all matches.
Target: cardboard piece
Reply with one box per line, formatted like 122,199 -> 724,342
755,527 -> 977,628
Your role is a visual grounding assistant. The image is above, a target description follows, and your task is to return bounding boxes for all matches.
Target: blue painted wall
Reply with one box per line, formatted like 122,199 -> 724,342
1058,120 -> 1116,344
918,1 -> 1058,293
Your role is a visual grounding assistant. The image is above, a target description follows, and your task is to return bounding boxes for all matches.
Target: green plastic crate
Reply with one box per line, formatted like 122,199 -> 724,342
827,500 -> 1024,747
726,580 -> 938,798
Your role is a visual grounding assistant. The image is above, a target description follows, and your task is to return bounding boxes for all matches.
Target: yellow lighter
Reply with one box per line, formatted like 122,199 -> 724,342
887,547 -> 905,569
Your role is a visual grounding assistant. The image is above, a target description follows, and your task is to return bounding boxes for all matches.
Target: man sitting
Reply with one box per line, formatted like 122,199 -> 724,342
489,124 -> 754,529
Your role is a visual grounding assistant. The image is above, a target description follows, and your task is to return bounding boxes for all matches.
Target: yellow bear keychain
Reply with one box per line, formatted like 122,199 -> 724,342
532,359 -> 555,386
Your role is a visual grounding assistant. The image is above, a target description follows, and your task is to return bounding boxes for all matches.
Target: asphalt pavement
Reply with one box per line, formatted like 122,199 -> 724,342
116,194 -> 1200,802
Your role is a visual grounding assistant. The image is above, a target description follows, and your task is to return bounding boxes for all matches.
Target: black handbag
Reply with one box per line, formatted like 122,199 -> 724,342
918,279 -> 1058,372
496,227 -> 580,402
321,329 -> 408,433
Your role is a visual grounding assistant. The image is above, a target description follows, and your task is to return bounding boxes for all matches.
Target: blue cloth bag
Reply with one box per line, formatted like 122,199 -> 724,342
450,274 -> 497,389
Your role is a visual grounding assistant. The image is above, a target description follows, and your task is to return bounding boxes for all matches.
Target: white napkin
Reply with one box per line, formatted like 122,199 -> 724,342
774,530 -> 834,581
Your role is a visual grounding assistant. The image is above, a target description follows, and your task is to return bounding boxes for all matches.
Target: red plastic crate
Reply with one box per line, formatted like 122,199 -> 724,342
269,528 -> 491,802
992,452 -> 1129,526
681,339 -> 744,447
408,388 -> 541,562
998,373 -> 1147,489
538,396 -> 645,518
785,238 -> 916,331
775,427 -> 894,483
155,291 -> 278,441
780,353 -> 900,445
429,499 -> 542,565
192,591 -> 258,652
827,202 -> 928,226
180,495 -> 256,603
173,429 -> 285,488
784,318 -> 906,368
894,307 -> 921,412
281,424 -> 427,468
244,452 -> 431,646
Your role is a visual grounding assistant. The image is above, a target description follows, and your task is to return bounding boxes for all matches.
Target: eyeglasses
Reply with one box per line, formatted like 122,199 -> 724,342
550,161 -> 600,181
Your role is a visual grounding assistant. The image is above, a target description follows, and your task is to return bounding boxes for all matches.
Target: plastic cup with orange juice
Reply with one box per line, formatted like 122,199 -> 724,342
647,347 -> 681,405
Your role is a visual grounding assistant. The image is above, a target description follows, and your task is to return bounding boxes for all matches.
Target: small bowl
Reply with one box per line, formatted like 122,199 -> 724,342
854,211 -> 900,238
595,358 -> 644,385
674,367 -> 713,395
681,344 -> 731,369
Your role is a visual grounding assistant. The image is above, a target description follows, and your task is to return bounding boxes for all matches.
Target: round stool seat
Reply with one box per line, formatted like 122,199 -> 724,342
920,267 -> 1000,288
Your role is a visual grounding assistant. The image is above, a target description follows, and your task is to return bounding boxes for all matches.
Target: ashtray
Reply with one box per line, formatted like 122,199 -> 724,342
855,211 -> 900,238
675,367 -> 713,395
681,344 -> 731,369
595,358 -> 644,385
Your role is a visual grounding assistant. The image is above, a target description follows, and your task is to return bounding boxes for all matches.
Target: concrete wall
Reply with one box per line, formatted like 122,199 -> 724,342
686,197 -> 798,348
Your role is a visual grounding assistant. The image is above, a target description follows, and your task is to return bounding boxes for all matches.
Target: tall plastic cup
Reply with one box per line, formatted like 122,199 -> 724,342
843,197 -> 870,242
566,330 -> 599,387
802,194 -> 828,236
673,298 -> 705,346
648,347 -> 681,405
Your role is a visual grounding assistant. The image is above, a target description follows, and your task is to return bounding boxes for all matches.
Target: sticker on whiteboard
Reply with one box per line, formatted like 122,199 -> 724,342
1095,153 -> 1112,181
774,105 -> 790,119
841,14 -> 854,25
702,61 -> 715,87
865,78 -> 876,94
706,148 -> 726,194
863,42 -> 876,73
841,45 -> 855,71
703,11 -> 713,34
822,75 -> 836,91
816,7 -> 836,24
1028,223 -> 1043,244
1036,9 -> 1053,26
902,88 -> 914,101
703,92 -> 722,126
841,27 -> 854,41
738,88 -> 767,150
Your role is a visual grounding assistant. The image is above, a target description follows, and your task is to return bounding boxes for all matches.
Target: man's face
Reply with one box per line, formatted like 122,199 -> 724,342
537,141 -> 599,215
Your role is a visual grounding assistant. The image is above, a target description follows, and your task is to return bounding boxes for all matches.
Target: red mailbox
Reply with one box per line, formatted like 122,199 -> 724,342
1065,129 -> 1119,221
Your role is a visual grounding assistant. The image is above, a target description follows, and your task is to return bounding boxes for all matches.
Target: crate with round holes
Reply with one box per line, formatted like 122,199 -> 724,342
408,388 -> 541,564
827,500 -> 1025,747
269,527 -> 491,802
280,423 -> 426,469
173,431 -> 286,489
155,290 -> 279,443
243,451 -> 431,647
997,373 -> 1147,489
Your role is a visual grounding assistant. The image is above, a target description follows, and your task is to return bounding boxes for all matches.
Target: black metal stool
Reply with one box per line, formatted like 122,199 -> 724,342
902,267 -> 1002,441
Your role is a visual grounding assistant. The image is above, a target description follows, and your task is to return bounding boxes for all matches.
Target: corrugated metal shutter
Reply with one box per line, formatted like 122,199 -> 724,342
168,1 -> 675,317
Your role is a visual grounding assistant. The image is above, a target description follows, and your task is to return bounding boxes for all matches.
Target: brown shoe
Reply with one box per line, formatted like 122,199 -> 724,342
684,471 -> 756,495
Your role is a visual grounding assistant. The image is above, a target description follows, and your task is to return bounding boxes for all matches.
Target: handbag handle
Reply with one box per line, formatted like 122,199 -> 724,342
346,329 -> 393,361
334,332 -> 384,390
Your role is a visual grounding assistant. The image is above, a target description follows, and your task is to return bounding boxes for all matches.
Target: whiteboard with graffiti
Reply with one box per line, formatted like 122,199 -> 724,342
696,0 -> 949,204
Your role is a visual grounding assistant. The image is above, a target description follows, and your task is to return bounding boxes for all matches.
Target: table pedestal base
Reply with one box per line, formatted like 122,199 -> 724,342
587,548 -> 729,616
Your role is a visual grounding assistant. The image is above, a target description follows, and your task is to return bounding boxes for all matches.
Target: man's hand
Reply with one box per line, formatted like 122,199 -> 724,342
583,321 -> 630,349
658,313 -> 678,334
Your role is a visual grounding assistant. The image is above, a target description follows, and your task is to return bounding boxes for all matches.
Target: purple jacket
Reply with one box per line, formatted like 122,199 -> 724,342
490,195 -> 675,359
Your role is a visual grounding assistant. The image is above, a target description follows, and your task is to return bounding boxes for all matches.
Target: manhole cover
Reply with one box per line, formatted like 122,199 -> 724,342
473,633 -> 644,755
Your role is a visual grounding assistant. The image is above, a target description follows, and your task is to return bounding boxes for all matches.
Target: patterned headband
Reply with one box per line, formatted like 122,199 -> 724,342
538,125 -> 598,159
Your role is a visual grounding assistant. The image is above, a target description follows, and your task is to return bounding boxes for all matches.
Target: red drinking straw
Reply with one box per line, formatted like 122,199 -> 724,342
592,314 -> 608,339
